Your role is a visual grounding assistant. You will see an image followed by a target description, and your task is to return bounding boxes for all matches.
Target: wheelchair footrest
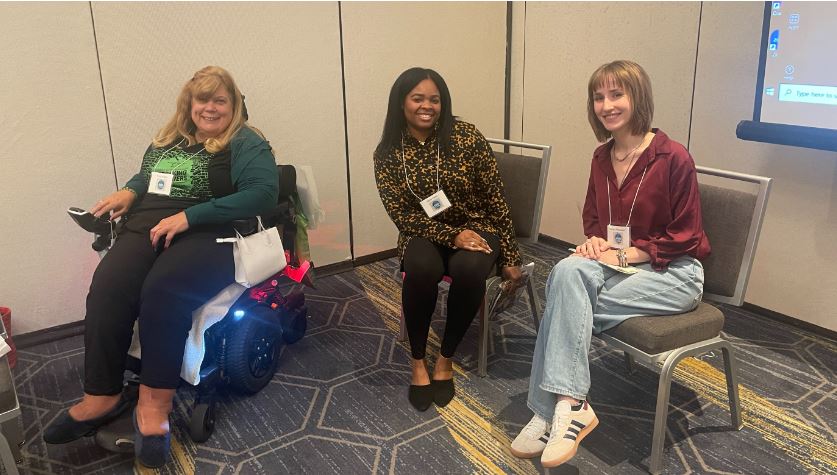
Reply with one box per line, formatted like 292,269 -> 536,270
95,410 -> 135,453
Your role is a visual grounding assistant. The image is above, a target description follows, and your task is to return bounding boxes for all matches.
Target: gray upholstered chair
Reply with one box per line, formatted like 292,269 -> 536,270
599,166 -> 772,474
397,138 -> 551,377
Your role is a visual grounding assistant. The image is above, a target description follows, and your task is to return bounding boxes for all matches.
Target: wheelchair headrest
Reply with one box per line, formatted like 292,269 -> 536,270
277,165 -> 297,200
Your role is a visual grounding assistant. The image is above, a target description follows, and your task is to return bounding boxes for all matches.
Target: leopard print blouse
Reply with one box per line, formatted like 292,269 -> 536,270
374,120 -> 521,268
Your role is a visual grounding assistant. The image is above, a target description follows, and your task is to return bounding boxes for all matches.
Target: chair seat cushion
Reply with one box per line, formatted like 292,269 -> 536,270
602,302 -> 725,354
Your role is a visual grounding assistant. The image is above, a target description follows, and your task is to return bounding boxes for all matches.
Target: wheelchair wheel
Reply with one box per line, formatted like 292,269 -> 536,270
225,307 -> 282,394
281,307 -> 308,344
189,402 -> 215,443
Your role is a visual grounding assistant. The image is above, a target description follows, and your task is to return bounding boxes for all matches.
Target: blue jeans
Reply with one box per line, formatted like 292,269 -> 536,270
527,256 -> 704,420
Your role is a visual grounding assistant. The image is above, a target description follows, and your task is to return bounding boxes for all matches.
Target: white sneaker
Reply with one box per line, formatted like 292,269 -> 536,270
510,414 -> 551,458
541,400 -> 599,467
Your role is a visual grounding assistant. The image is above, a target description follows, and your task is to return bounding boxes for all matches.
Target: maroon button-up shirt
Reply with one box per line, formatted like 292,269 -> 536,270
582,129 -> 710,270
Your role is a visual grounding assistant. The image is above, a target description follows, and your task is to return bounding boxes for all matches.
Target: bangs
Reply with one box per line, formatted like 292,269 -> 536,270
589,68 -> 630,96
191,75 -> 226,101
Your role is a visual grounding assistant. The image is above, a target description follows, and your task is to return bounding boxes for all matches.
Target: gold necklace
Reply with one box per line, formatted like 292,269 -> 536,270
611,139 -> 644,162
616,147 -> 640,188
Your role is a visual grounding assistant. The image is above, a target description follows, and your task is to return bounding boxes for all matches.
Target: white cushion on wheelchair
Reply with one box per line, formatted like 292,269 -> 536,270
127,282 -> 247,386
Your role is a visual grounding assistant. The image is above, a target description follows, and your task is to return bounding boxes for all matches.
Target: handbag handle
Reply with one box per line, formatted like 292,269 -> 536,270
235,216 -> 273,254
216,216 -> 270,250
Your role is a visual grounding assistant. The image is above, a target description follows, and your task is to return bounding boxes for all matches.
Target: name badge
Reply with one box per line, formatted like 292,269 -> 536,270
148,172 -> 173,196
420,189 -> 452,218
607,224 -> 631,249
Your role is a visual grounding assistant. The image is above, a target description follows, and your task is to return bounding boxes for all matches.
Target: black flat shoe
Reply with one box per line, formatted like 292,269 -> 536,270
43,395 -> 132,444
408,384 -> 434,412
432,378 -> 455,407
133,408 -> 171,468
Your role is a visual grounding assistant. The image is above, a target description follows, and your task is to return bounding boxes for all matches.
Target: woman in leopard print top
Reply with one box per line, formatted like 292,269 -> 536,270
374,67 -> 522,411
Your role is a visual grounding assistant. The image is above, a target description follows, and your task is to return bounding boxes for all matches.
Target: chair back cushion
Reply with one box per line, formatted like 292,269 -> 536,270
494,152 -> 543,239
699,183 -> 757,298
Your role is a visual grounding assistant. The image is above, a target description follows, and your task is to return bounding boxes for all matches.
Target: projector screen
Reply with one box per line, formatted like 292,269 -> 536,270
736,1 -> 837,152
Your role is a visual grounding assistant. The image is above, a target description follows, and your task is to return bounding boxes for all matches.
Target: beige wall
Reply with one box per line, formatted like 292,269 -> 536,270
0,2 -> 508,336
0,3 -> 114,335
342,2 -> 508,257
689,2 -> 837,331
512,2 -> 835,331
2,2 -> 834,335
2,2 -> 351,334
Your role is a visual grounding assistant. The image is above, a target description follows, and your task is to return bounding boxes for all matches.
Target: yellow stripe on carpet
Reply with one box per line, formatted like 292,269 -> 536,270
439,390 -> 540,475
674,358 -> 837,473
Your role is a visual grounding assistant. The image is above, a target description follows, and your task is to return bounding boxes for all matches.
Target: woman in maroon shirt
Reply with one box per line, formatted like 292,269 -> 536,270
511,60 -> 709,467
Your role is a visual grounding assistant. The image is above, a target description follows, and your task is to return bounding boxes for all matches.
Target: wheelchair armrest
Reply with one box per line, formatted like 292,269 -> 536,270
277,165 -> 297,200
231,200 -> 294,237
231,218 -> 259,237
231,165 -> 300,260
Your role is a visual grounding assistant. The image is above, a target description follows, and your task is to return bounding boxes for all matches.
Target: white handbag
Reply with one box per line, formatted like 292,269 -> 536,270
217,217 -> 287,288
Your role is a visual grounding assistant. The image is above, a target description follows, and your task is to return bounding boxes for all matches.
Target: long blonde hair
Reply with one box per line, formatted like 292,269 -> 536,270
587,60 -> 654,142
153,66 -> 246,154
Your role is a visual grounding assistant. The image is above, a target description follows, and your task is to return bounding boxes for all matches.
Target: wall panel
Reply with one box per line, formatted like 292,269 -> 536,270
0,3 -> 113,334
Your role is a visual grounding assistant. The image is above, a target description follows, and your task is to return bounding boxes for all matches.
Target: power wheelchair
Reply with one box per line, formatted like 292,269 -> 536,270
69,164 -> 312,450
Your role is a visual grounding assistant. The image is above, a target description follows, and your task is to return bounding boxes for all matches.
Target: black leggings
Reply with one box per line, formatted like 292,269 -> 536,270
402,232 -> 501,360
83,226 -> 234,395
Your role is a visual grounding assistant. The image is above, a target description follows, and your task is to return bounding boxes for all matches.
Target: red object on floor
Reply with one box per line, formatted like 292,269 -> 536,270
0,307 -> 16,369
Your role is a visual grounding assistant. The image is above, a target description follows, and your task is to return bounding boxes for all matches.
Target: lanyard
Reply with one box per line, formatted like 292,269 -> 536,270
152,139 -> 206,172
401,135 -> 441,202
607,164 -> 648,227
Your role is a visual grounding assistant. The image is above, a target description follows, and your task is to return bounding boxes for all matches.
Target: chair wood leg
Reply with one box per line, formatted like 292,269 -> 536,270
478,298 -> 489,378
719,340 -> 744,430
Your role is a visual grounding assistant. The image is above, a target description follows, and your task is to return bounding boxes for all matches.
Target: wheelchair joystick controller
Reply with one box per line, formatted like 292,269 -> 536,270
68,207 -> 115,252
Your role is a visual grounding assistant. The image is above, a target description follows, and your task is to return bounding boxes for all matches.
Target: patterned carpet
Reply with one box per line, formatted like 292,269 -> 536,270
7,240 -> 837,474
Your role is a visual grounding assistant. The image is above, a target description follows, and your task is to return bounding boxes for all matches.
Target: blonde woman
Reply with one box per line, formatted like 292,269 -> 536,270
43,66 -> 278,468
511,60 -> 709,467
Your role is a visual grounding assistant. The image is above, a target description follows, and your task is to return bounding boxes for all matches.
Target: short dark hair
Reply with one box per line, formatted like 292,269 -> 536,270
375,67 -> 455,157
587,60 -> 654,142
